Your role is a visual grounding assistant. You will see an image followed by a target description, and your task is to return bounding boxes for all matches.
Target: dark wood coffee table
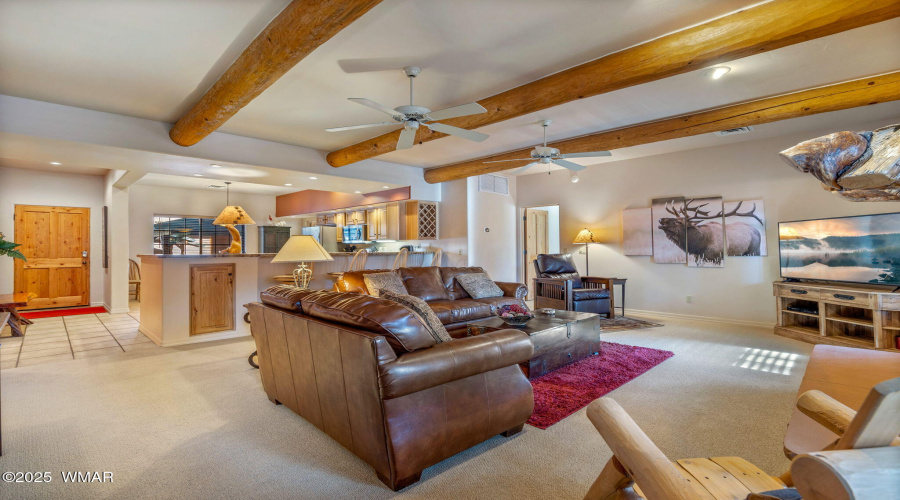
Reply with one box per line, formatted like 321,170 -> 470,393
467,310 -> 601,379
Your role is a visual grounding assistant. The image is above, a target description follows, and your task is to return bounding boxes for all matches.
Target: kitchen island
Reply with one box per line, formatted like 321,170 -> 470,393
137,251 -> 437,346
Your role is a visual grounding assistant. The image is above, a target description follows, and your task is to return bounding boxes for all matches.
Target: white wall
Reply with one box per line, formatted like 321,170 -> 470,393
439,179 -> 468,267
0,167 -> 106,305
516,116 -> 900,325
104,170 -> 130,313
128,184 -> 300,262
467,175 -> 519,282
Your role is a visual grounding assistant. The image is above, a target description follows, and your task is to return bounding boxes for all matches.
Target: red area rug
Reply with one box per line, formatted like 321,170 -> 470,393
527,341 -> 674,429
20,307 -> 107,320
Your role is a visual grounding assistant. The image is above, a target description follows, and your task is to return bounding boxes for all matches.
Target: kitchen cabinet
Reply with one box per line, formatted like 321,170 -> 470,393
190,264 -> 235,336
403,201 -> 439,240
384,202 -> 401,240
366,206 -> 387,241
346,210 -> 366,225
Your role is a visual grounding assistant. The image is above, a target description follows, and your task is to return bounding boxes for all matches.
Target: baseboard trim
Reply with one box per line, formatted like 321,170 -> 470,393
100,303 -> 130,314
627,309 -> 773,329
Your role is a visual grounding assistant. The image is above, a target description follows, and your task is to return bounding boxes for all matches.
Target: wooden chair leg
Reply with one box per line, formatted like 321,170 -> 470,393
585,456 -> 633,500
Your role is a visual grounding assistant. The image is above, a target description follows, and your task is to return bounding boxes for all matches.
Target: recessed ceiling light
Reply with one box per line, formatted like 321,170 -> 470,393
284,183 -> 292,186
382,186 -> 389,189
210,164 -> 223,168
705,66 -> 731,80
309,176 -> 318,180
49,161 -> 62,165
354,191 -> 362,194
193,173 -> 204,177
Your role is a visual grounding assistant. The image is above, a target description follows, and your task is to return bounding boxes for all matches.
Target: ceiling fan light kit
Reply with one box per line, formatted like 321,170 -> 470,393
327,66 -> 489,150
482,119 -> 612,175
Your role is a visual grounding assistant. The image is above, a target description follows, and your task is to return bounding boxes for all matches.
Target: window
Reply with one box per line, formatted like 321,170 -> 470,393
153,215 -> 244,255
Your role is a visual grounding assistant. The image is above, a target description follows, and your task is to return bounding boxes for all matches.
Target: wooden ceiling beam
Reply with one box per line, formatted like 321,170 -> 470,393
423,72 -> 900,184
169,0 -> 383,147
327,0 -> 900,168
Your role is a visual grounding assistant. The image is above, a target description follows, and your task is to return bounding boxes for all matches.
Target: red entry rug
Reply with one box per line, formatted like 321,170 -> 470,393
527,341 -> 674,429
20,306 -> 107,320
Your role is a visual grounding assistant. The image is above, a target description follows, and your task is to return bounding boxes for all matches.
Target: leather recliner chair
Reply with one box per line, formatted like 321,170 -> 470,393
250,286 -> 535,491
532,254 -> 614,318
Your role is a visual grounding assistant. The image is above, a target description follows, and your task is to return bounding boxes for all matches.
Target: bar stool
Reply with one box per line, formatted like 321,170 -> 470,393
392,248 -> 408,270
327,249 -> 368,288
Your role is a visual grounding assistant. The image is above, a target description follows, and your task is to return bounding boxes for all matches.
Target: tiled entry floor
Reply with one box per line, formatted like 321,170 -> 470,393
0,311 -> 157,369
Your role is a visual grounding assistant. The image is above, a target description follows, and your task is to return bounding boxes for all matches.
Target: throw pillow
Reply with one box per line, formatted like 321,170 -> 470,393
363,271 -> 407,298
380,290 -> 452,343
455,272 -> 504,299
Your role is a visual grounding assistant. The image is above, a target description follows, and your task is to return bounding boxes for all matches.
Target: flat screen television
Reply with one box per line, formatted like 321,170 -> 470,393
779,212 -> 900,285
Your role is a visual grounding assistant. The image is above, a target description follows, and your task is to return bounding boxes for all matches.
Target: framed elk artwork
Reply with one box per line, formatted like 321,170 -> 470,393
724,199 -> 766,256
683,197 -> 725,268
651,196 -> 687,263
623,208 -> 652,256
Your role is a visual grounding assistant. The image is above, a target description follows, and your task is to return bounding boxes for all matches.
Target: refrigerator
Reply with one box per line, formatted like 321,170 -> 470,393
301,226 -> 340,253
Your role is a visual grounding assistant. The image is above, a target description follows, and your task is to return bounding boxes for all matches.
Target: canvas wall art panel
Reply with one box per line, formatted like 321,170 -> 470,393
623,208 -> 652,256
724,199 -> 767,256
683,197 -> 724,268
651,196 -> 687,264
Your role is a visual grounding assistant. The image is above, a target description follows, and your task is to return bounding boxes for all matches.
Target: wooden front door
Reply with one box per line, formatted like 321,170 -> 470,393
190,264 -> 235,335
14,205 -> 90,310
524,208 -> 549,299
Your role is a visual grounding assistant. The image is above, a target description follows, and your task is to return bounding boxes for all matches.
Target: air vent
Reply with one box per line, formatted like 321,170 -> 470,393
714,126 -> 754,136
478,174 -> 509,195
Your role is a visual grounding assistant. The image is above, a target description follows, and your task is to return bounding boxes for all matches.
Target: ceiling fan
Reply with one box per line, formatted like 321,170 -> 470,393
326,66 -> 489,150
484,120 -> 611,174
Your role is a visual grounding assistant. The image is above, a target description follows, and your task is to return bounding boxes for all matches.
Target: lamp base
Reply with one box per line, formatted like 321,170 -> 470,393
220,224 -> 243,254
293,263 -> 313,289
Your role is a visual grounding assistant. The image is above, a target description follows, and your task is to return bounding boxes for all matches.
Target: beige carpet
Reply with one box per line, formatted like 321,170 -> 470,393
0,315 -> 812,500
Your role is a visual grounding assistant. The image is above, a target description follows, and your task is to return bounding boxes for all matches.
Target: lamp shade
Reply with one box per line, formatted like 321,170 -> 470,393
271,235 -> 334,263
572,228 -> 598,244
213,206 -> 256,226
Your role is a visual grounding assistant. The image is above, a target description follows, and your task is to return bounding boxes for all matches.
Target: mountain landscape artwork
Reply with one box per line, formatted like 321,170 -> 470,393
779,213 -> 900,285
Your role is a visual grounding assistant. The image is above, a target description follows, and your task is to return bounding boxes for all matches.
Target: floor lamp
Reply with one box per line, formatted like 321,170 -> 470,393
573,228 -> 598,276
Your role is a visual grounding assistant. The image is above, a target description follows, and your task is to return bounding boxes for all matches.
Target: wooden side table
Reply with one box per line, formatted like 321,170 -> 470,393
611,278 -> 627,316
0,293 -> 34,337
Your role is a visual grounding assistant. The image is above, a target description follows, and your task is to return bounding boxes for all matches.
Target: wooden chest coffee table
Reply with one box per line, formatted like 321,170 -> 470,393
467,310 -> 601,379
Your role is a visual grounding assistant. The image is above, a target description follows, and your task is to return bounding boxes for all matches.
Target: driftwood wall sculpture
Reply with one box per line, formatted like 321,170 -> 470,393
779,124 -> 900,201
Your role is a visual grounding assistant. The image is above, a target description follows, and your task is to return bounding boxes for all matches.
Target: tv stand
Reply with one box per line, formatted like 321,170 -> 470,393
773,281 -> 900,351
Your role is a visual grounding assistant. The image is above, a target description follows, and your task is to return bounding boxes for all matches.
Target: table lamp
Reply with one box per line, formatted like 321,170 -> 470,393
271,235 -> 334,289
573,228 -> 598,276
213,182 -> 256,254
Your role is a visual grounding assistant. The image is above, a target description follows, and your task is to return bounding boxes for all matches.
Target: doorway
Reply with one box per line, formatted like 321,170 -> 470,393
14,205 -> 91,310
522,205 -> 560,299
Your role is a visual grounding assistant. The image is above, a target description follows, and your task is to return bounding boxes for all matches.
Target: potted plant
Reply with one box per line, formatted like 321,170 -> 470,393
0,232 -> 26,261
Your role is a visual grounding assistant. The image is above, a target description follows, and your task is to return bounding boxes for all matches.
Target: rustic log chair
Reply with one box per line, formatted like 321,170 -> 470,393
584,377 -> 900,500
128,259 -> 141,302
532,254 -> 614,318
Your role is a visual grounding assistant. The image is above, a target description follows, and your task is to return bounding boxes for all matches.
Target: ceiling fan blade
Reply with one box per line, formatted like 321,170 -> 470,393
552,158 -> 587,171
425,102 -> 487,121
558,151 -> 612,159
396,127 -> 417,150
512,162 -> 541,175
326,121 -> 397,132
482,158 -> 534,164
427,122 -> 489,143
348,98 -> 404,118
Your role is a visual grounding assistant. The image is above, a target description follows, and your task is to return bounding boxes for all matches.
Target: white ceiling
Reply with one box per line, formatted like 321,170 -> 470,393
0,0 -> 898,181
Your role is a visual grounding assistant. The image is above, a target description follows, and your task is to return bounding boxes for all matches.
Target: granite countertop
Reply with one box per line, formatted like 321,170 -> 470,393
138,251 -> 433,259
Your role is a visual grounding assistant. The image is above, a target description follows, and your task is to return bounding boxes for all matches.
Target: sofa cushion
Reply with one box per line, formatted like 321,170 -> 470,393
380,290 -> 452,343
363,271 -> 407,298
572,288 -> 610,301
260,284 -> 305,311
439,266 -> 486,300
262,287 -> 437,354
472,296 -> 525,312
334,269 -> 393,294
398,267 -> 450,302
427,299 -> 494,324
455,272 -> 504,299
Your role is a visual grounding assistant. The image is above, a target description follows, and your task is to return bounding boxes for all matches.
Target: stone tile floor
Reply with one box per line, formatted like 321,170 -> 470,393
0,303 -> 156,369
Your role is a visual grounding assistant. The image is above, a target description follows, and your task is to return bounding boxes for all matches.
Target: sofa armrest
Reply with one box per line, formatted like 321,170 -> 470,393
495,281 -> 527,299
378,329 -> 533,399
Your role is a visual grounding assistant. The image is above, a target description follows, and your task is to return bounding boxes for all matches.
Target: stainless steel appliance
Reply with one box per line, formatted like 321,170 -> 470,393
301,226 -> 340,252
342,225 -> 366,243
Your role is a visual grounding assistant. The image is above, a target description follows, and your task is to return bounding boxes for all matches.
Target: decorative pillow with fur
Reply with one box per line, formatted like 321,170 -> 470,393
455,272 -> 504,299
380,290 -> 452,343
363,271 -> 407,298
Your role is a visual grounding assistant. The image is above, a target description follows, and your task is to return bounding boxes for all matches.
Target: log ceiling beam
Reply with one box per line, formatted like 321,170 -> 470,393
423,72 -> 900,184
327,0 -> 900,168
169,0 -> 383,147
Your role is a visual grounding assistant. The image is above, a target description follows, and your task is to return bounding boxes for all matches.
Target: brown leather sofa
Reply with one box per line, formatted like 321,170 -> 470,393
249,285 -> 535,491
334,266 -> 527,335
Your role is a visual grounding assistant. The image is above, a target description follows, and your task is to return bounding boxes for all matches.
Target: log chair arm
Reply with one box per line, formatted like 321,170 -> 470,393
532,277 -> 575,307
796,390 -> 856,438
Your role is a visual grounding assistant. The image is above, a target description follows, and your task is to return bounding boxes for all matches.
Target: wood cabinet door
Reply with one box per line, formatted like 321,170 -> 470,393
190,264 -> 235,335
14,205 -> 90,310
385,202 -> 401,240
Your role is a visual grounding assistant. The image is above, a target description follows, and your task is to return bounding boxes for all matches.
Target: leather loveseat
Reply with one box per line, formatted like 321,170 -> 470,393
249,286 -> 535,491
334,266 -> 527,336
